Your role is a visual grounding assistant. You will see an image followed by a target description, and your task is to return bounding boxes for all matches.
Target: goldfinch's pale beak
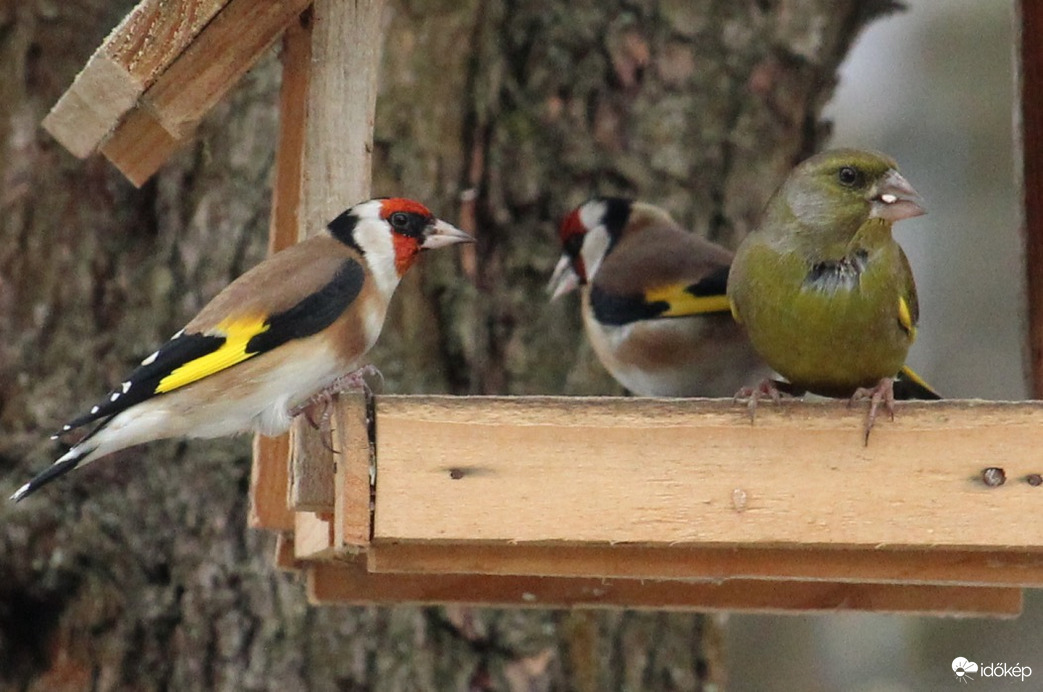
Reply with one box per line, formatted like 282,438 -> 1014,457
869,170 -> 927,222
547,253 -> 581,300
421,220 -> 475,249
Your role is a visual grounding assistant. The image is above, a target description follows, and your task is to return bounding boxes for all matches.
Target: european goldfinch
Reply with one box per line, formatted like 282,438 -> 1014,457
547,197 -> 767,397
11,197 -> 472,501
726,149 -> 939,441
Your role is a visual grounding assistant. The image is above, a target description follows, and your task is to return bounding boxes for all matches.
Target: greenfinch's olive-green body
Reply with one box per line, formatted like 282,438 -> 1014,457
727,149 -> 925,398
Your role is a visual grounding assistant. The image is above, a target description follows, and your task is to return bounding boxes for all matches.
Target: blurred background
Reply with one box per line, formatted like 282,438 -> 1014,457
727,1 -> 1039,689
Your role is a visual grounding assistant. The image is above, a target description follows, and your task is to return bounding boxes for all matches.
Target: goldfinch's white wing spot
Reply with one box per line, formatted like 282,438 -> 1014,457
109,392 -> 120,402
121,381 -> 131,393
141,351 -> 159,366
90,405 -> 100,414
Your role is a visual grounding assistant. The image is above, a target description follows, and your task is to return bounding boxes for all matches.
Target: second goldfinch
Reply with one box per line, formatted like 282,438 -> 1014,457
548,198 -> 766,397
12,197 -> 472,501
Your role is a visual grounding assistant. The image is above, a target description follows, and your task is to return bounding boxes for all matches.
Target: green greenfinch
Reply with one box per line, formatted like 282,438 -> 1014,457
726,148 -> 938,441
548,198 -> 767,396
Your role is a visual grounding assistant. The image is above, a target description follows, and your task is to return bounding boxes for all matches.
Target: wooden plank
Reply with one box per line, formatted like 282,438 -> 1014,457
289,418 -> 336,512
274,532 -> 300,571
373,397 -> 1043,549
42,0 -> 231,158
98,108 -> 182,187
100,0 -> 311,185
142,0 -> 312,139
248,433 -> 294,531
368,542 -> 1043,587
249,12 -> 312,529
1019,1 -> 1043,396
294,510 -> 335,560
334,392 -> 374,547
306,558 -> 1022,617
290,0 -> 386,529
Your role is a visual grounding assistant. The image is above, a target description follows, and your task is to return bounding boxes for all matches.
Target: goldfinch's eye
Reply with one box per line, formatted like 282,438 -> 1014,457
389,212 -> 410,229
837,166 -> 861,187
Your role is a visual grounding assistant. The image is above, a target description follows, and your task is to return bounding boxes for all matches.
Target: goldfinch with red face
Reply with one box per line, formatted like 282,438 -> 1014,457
547,197 -> 767,397
11,197 -> 472,502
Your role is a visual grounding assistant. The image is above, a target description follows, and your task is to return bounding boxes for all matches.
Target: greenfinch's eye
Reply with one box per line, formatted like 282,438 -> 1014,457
837,166 -> 861,187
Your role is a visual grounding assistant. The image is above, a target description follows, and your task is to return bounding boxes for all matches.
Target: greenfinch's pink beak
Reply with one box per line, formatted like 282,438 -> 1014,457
869,170 -> 926,222
547,253 -> 581,300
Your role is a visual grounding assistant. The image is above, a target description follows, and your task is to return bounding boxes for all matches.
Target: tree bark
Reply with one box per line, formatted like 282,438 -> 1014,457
0,1 -> 895,690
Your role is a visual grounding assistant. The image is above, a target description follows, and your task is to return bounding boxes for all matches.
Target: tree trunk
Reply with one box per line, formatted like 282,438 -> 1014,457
0,1 -> 895,689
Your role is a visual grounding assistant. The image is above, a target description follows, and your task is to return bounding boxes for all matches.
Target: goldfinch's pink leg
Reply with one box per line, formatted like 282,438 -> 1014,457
849,377 -> 895,446
290,365 -> 382,451
734,378 -> 788,423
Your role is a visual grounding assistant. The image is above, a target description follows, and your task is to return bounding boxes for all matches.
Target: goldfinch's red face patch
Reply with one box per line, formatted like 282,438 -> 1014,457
558,208 -> 589,281
381,198 -> 435,275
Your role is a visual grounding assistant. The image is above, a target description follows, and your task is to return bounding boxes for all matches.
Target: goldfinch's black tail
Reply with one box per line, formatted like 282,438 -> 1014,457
9,447 -> 91,503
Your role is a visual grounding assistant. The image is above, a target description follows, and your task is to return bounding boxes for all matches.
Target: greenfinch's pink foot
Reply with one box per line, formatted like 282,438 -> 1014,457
849,377 -> 896,446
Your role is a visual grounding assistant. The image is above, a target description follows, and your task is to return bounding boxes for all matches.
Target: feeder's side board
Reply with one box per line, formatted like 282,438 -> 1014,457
372,397 -> 1043,550
304,554 -> 1023,618
366,542 -> 1043,588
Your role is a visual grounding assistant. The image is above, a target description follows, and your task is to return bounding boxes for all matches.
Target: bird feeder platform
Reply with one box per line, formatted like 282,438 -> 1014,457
249,394 -> 1043,617
41,0 -> 1043,617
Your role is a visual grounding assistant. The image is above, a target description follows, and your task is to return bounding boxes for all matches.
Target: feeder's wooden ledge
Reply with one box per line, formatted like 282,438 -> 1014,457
250,395 -> 1043,616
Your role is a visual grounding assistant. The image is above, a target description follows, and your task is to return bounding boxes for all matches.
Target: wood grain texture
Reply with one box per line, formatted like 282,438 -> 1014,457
373,396 -> 1043,549
42,0 -> 230,157
99,107 -> 182,186
1020,1 -> 1043,396
307,557 -> 1022,617
368,542 -> 1043,587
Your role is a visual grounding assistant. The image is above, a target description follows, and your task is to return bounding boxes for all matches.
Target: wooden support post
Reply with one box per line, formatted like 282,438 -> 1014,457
249,11 -> 312,533
289,0 -> 386,520
1020,0 -> 1043,396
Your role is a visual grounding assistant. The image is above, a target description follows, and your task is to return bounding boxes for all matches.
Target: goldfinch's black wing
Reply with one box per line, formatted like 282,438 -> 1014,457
590,265 -> 732,326
59,259 -> 366,434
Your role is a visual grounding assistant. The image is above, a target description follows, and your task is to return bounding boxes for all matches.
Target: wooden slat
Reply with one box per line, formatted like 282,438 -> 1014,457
248,433 -> 294,531
1020,1 -> 1043,396
101,0 -> 312,185
306,558 -> 1022,617
98,108 -> 181,186
290,0 -> 386,521
373,397 -> 1043,549
294,510 -> 335,560
248,15 -> 312,530
334,392 -> 373,547
274,533 -> 300,571
368,542 -> 1043,587
42,0 -> 231,158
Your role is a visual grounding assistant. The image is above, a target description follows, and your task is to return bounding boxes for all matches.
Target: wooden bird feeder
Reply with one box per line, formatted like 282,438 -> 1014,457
43,0 -> 1043,618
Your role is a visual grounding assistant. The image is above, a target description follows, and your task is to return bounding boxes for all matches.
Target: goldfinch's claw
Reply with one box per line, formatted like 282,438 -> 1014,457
850,377 -> 896,446
734,379 -> 786,423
